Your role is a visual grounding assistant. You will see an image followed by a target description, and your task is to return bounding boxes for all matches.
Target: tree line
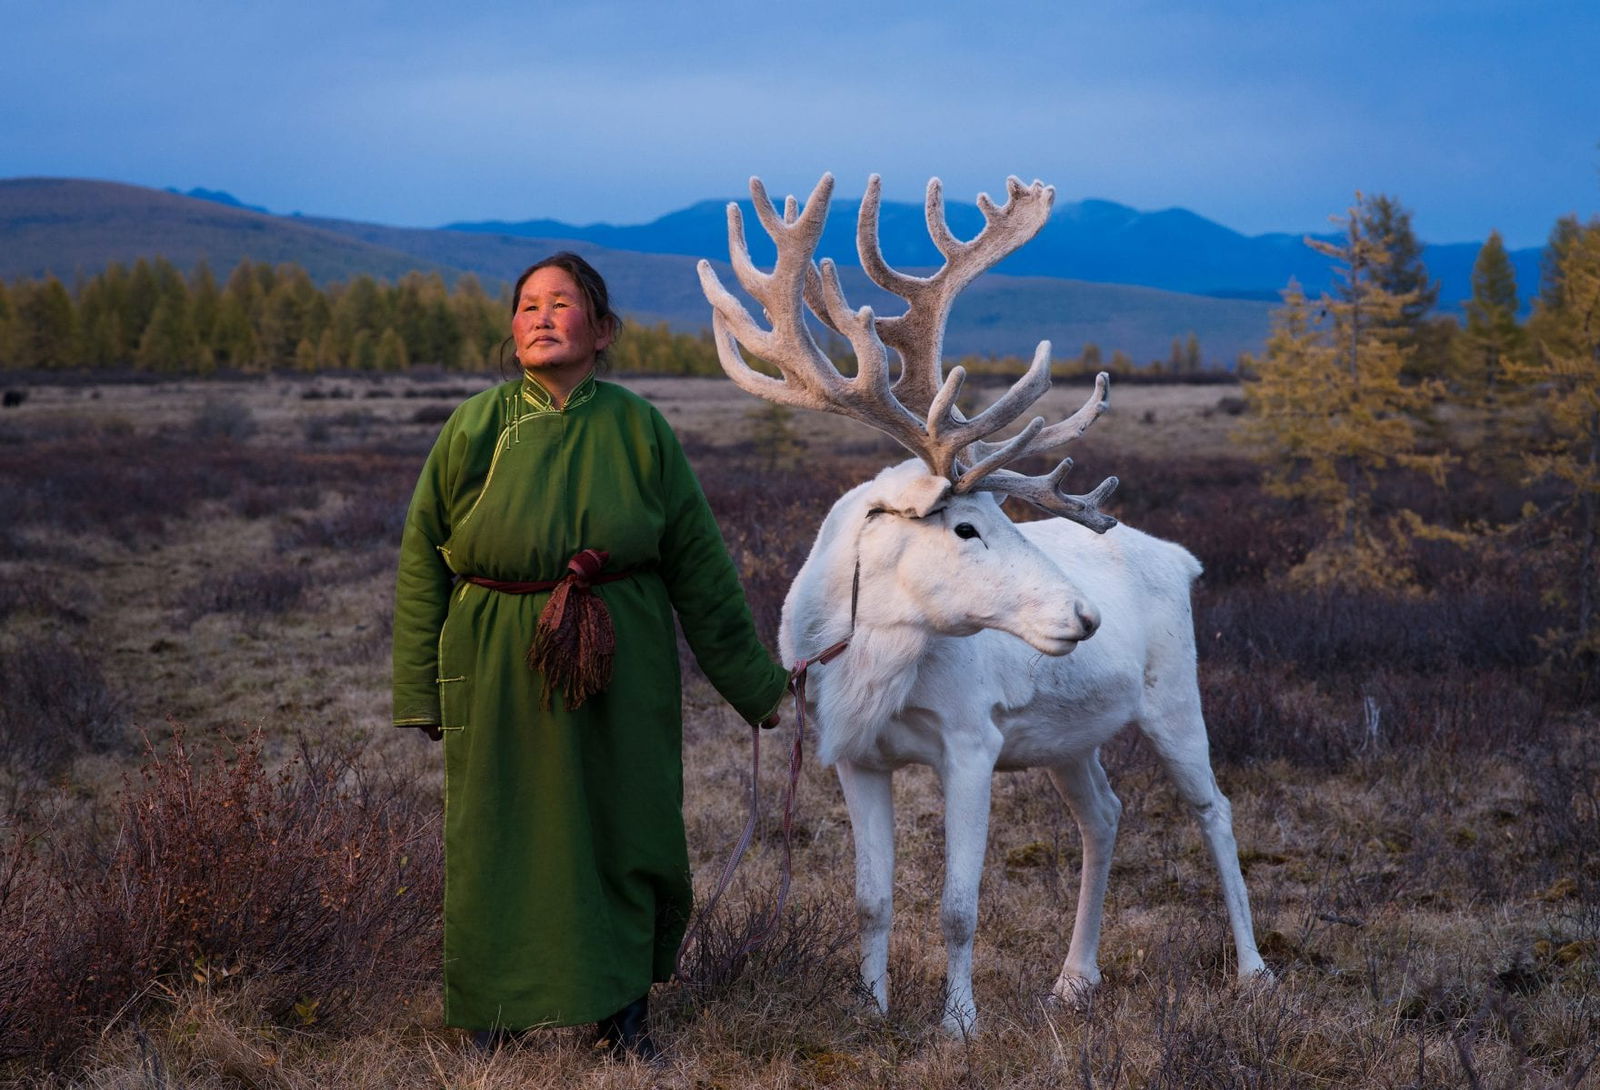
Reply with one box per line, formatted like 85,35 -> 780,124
0,256 -> 1225,380
1240,194 -> 1600,687
0,258 -> 727,377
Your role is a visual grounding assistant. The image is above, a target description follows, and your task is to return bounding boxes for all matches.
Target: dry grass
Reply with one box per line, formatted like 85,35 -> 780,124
0,373 -> 1596,1089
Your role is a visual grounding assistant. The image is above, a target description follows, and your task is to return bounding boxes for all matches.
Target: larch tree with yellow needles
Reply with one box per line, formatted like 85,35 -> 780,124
1507,216 -> 1600,683
1239,196 -> 1451,590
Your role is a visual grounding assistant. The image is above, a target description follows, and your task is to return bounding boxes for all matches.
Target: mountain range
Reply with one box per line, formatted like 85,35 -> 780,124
448,196 -> 1544,310
0,177 -> 1545,366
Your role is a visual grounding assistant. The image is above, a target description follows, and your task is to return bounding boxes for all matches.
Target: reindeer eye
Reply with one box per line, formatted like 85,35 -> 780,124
954,523 -> 980,540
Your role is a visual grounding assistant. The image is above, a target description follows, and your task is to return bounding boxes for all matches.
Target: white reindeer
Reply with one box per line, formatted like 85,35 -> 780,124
697,174 -> 1269,1035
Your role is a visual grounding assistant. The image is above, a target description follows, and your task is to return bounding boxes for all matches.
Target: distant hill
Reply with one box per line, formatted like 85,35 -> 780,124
451,193 -> 1546,311
0,178 -> 447,284
164,186 -> 271,214
287,212 -> 1281,364
27,174 -> 1560,365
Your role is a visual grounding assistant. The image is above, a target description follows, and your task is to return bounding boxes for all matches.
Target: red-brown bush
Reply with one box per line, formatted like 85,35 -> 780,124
0,728 -> 442,1068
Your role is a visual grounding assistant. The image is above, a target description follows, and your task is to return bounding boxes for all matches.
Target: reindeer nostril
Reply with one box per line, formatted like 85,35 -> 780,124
1077,604 -> 1100,639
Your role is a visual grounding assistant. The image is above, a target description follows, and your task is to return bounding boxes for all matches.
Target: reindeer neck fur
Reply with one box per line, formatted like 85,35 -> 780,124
782,470 -> 950,766
818,622 -> 934,766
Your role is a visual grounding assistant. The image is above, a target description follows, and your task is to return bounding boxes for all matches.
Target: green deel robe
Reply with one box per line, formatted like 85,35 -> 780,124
391,372 -> 788,1030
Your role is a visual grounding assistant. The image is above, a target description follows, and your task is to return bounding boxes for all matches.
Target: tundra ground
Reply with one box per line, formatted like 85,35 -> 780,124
0,372 -> 1594,1089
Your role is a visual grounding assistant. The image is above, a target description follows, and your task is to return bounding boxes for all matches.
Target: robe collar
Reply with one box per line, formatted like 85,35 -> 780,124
521,369 -> 598,414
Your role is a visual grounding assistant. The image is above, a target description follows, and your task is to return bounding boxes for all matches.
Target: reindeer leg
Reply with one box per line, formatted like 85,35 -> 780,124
1139,701 -> 1269,983
836,758 -> 895,1014
1045,753 -> 1122,1008
937,745 -> 998,1036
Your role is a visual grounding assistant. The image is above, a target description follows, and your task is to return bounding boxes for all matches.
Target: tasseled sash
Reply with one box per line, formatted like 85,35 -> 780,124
462,549 -> 629,711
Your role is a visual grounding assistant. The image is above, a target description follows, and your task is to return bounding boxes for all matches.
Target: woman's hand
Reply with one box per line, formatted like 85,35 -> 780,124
758,710 -> 781,730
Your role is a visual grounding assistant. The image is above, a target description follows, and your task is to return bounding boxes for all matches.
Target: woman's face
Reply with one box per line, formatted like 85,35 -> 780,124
511,267 -> 615,375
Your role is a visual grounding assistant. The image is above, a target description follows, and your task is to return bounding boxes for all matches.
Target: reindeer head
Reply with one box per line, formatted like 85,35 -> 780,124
852,461 -> 1101,654
696,173 -> 1118,531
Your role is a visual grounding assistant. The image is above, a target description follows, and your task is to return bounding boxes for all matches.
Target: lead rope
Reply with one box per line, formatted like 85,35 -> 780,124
674,639 -> 848,980
676,558 -> 862,981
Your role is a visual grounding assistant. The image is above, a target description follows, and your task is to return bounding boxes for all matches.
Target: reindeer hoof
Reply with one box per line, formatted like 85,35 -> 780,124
940,1012 -> 979,1039
939,998 -> 979,1039
1047,974 -> 1098,1013
1238,964 -> 1277,992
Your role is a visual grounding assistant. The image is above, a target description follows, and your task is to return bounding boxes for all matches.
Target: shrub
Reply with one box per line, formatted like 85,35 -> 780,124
187,398 -> 258,442
409,404 -> 453,425
275,493 -> 408,553
1524,731 -> 1600,897
676,885 -> 858,1003
0,729 -> 442,1068
0,637 -> 125,776
176,567 -> 310,622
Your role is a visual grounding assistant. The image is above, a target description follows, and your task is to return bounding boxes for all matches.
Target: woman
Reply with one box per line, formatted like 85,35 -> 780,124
391,252 -> 788,1059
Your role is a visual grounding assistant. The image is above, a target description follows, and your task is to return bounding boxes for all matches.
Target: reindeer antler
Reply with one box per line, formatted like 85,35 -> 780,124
697,173 -> 1118,533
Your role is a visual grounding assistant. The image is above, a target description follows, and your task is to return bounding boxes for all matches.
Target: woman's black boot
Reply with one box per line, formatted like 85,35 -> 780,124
469,1028 -> 516,1053
593,994 -> 660,1063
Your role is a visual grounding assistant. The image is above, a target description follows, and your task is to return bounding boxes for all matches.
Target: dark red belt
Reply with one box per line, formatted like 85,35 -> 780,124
459,549 -> 630,711
461,571 -> 633,594
460,548 -> 636,594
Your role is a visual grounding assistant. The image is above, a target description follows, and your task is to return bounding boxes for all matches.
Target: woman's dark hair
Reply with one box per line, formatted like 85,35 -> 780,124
503,252 -> 619,377
511,252 -> 617,326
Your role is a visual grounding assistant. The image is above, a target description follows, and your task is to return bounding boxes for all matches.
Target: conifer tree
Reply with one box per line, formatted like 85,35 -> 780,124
1354,194 -> 1452,380
136,293 -> 205,372
222,259 -> 262,313
349,329 -> 376,371
14,277 -> 78,369
75,269 -> 126,368
1356,195 -> 1438,324
375,327 -> 408,371
315,327 -> 342,370
210,293 -> 257,371
393,273 -> 435,363
748,401 -> 802,470
126,260 -> 161,347
1529,215 -> 1585,361
0,280 -> 14,367
1506,217 -> 1600,681
1456,229 -> 1525,405
1538,215 -> 1581,310
252,262 -> 278,299
257,266 -> 319,367
218,261 -> 263,369
294,337 -> 318,373
340,275 -> 386,332
1240,200 -> 1451,590
451,274 -> 502,368
106,263 -> 138,361
189,261 -> 221,350
151,258 -> 186,305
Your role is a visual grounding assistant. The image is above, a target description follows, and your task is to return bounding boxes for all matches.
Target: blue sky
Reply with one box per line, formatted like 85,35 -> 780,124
2,0 -> 1595,249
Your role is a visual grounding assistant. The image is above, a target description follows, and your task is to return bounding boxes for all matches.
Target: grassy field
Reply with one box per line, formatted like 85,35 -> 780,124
0,371 -> 1595,1088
